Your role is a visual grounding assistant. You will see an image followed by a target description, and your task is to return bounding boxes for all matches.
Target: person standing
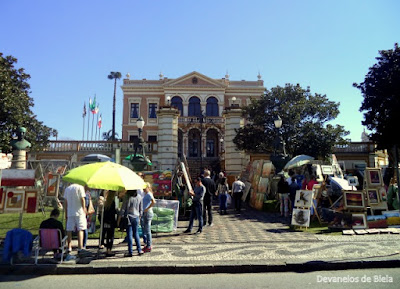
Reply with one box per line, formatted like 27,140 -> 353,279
64,183 -> 87,255
118,190 -> 143,257
288,176 -> 300,212
232,176 -> 245,213
82,187 -> 91,249
278,175 -> 290,218
306,175 -> 319,190
141,182 -> 155,252
201,169 -> 216,226
218,176 -> 229,215
103,191 -> 117,257
184,177 -> 205,234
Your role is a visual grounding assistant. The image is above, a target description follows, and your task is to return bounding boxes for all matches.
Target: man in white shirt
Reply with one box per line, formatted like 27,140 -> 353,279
64,183 -> 87,254
232,176 -> 245,213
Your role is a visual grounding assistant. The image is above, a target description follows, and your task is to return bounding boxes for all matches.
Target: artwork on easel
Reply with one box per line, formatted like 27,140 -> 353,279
294,190 -> 313,208
4,189 -> 25,212
367,188 -> 380,205
347,176 -> 359,187
366,168 -> 383,187
45,173 -> 60,197
24,189 -> 38,213
351,213 -> 367,229
291,208 -> 311,227
343,191 -> 365,210
0,187 -> 5,213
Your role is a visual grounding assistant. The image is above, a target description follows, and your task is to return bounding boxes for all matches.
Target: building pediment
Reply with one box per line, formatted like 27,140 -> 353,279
163,71 -> 226,88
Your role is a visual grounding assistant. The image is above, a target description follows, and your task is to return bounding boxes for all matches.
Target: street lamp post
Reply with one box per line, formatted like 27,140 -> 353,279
107,71 -> 122,141
271,115 -> 289,174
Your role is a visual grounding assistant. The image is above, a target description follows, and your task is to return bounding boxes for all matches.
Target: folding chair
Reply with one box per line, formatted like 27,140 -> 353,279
34,229 -> 68,264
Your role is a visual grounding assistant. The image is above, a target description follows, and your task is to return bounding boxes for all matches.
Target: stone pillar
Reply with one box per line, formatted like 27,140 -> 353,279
11,150 -> 27,169
157,107 -> 180,171
223,107 -> 249,177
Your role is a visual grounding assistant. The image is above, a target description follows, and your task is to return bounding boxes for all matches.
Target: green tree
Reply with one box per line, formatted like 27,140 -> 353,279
0,53 -> 57,152
354,43 -> 400,150
233,83 -> 349,160
108,71 -> 122,141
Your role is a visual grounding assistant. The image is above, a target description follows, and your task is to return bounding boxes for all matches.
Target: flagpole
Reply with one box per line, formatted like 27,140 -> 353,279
82,102 -> 86,140
91,111 -> 95,141
95,112 -> 99,142
87,98 -> 91,141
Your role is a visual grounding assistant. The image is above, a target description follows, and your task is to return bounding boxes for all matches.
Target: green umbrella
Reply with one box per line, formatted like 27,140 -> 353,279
62,162 -> 145,191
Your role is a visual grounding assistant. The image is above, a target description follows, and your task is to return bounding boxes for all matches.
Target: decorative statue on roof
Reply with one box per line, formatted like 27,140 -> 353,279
11,127 -> 31,151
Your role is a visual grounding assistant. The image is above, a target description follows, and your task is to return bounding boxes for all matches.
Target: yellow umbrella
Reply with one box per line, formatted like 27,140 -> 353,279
62,162 -> 145,191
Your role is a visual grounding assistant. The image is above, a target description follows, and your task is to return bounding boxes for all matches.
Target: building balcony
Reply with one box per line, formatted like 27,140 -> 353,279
43,140 -> 158,154
178,116 -> 224,124
333,142 -> 375,154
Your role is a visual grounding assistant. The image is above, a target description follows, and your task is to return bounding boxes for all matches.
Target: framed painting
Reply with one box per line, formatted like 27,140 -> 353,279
347,176 -> 359,187
294,190 -> 313,208
45,173 -> 60,197
24,189 -> 38,213
0,187 -> 5,212
312,184 -> 321,199
343,191 -> 365,210
366,168 -> 382,186
4,189 -> 25,212
291,208 -> 311,227
321,165 -> 334,175
351,213 -> 367,229
367,188 -> 380,205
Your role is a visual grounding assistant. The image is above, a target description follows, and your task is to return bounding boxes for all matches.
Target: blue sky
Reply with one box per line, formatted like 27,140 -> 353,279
1,0 -> 399,142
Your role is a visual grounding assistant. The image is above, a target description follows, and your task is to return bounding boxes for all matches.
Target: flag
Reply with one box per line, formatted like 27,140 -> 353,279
94,105 -> 99,114
83,102 -> 87,118
90,95 -> 96,113
98,114 -> 102,128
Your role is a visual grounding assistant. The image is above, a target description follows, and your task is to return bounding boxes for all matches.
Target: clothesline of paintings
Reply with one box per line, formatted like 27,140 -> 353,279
0,187 -> 39,214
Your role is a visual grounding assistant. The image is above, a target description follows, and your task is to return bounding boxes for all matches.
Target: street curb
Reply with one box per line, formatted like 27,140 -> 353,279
1,260 -> 400,275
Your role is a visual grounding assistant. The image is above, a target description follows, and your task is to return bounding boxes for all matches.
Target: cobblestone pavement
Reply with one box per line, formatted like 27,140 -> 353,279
1,203 -> 400,274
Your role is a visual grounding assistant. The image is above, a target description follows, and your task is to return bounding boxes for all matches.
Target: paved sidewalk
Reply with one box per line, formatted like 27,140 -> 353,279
1,204 -> 400,275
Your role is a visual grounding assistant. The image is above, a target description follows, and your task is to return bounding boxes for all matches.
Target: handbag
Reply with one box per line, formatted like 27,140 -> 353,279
119,215 -> 129,231
87,199 -> 95,215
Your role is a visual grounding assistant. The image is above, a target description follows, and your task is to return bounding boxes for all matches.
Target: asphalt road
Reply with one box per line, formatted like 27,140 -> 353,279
0,268 -> 398,289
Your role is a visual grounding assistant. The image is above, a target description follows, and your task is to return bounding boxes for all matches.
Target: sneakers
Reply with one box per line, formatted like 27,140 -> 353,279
65,254 -> 76,261
138,251 -> 144,256
195,230 -> 202,234
124,253 -> 133,258
208,223 -> 214,227
144,246 -> 152,253
78,249 -> 92,257
183,229 -> 191,233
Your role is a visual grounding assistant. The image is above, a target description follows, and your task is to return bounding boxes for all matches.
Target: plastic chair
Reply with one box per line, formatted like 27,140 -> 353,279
34,229 -> 68,264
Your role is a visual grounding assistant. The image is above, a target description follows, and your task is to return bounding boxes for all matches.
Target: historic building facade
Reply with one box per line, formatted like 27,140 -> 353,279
121,71 -> 265,173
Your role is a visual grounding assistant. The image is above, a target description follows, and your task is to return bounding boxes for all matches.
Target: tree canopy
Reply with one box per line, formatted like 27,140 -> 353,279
0,53 -> 57,153
233,83 -> 349,160
354,43 -> 400,150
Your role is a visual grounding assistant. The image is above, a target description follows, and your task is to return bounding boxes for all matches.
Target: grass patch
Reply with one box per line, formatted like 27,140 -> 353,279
0,206 -> 105,239
290,219 -> 342,235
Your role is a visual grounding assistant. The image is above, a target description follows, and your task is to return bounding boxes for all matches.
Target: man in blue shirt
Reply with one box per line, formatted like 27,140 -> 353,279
184,177 -> 205,234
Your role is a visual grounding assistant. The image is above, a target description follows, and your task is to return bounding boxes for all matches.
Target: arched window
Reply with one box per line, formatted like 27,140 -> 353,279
188,96 -> 201,116
206,97 -> 218,117
171,96 -> 183,116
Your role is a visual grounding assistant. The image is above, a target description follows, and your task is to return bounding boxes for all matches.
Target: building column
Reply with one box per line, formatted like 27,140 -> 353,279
157,107 -> 180,171
223,107 -> 249,177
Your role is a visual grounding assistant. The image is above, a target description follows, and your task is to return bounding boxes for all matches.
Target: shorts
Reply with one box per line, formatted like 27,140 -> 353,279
66,215 -> 87,232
